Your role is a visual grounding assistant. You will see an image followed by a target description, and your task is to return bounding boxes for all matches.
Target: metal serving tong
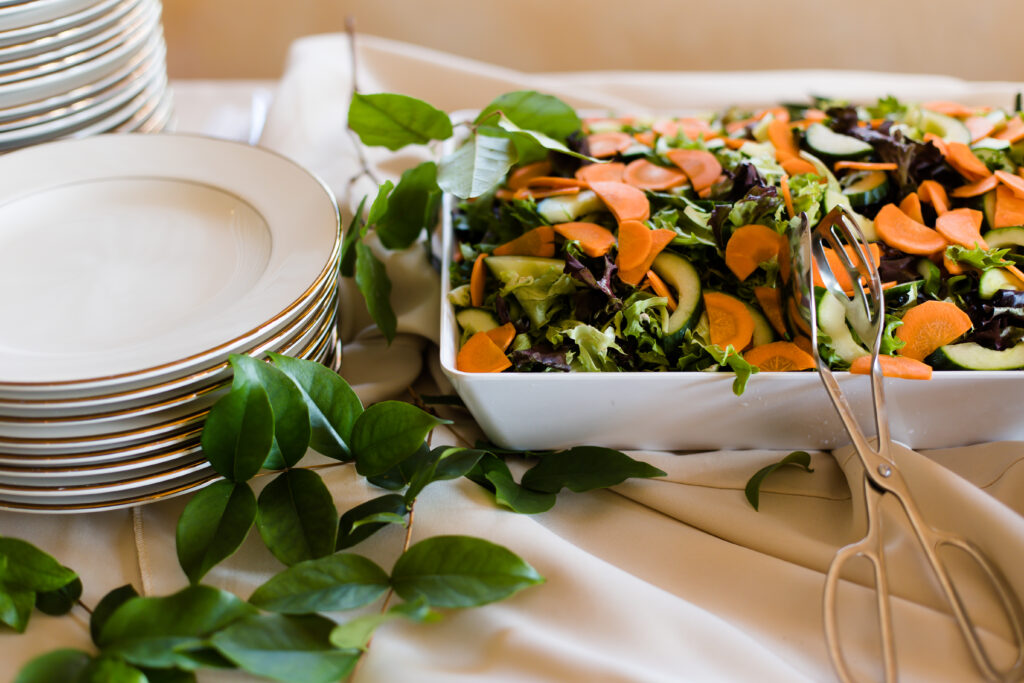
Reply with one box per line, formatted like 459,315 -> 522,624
791,206 -> 1024,682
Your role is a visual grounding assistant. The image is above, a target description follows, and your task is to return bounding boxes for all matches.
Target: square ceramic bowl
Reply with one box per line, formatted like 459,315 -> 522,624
437,114 -> 1021,452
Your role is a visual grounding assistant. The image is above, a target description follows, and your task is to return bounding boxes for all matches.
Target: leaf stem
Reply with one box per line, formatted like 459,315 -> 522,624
76,599 -> 93,616
344,16 -> 381,188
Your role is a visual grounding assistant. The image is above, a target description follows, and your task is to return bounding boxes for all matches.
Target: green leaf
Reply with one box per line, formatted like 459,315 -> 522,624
176,480 -> 257,584
520,446 -> 666,494
467,455 -> 556,514
493,115 -> 597,162
336,494 -> 409,550
76,657 -> 147,683
97,585 -> 257,669
268,353 -> 363,462
0,536 -> 78,592
365,441 -> 432,491
350,401 -> 449,478
231,355 -> 311,468
745,451 -> 815,511
211,613 -> 360,683
340,194 -> 370,278
138,668 -> 196,683
256,469 -> 338,566
354,241 -> 398,344
437,131 -> 516,199
329,598 -> 438,651
249,553 -> 389,614
476,91 -> 581,142
377,161 -> 440,250
391,535 -> 544,608
0,584 -> 35,632
14,649 -> 90,683
90,584 -> 138,645
404,446 -> 487,503
35,575 -> 82,616
945,244 -> 1012,271
348,92 -> 453,150
200,382 -> 274,482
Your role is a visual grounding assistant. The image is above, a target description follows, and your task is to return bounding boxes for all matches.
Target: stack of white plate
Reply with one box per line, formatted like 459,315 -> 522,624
0,0 -> 170,152
0,134 -> 342,513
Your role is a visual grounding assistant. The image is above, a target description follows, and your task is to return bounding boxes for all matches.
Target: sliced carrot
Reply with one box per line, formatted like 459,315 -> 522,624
874,204 -> 948,255
633,130 -> 655,147
470,253 -> 488,307
965,116 -> 997,142
622,159 -> 688,191
812,243 -> 882,293
590,181 -> 651,223
923,132 -> 949,157
575,162 -> 625,184
484,322 -> 516,352
494,189 -> 518,201
665,149 -> 723,192
704,292 -> 756,351
946,142 -> 992,182
781,157 -> 819,176
744,341 -> 815,371
995,184 -> 1024,228
943,249 -> 965,275
492,226 -> 556,258
917,180 -> 950,216
895,300 -> 972,361
653,118 -> 714,140
922,101 -> 976,118
899,193 -> 925,223
994,117 -> 1024,143
849,354 -> 933,380
524,176 -> 586,190
645,270 -> 677,311
507,161 -> 553,190
456,331 -> 511,373
780,175 -> 795,219
724,224 -> 785,281
615,220 -> 653,271
726,117 -> 756,134
522,187 -> 580,200
995,169 -> 1024,200
787,296 -> 813,337
935,208 -> 986,249
587,131 -> 634,158
722,137 -> 748,150
618,230 -> 676,286
767,119 -> 800,161
757,107 -> 790,123
803,108 -> 828,123
793,335 -> 814,356
950,174 -> 999,198
833,161 -> 898,172
552,222 -> 616,257
754,286 -> 788,337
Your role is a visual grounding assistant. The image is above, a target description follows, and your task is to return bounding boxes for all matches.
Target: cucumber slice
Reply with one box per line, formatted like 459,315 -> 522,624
978,268 -> 1021,299
651,252 -> 702,336
818,291 -> 869,363
929,341 -> 1024,370
841,170 -> 890,207
746,303 -> 775,346
916,109 -> 971,144
982,226 -> 1024,249
448,284 -> 472,307
983,190 -> 998,230
973,137 -> 1011,152
537,190 -> 604,224
485,255 -> 564,281
884,280 -> 922,310
824,188 -> 879,241
804,123 -> 873,160
456,308 -> 499,335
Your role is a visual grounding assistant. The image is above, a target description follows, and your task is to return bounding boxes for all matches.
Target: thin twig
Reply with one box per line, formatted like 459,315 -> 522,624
76,599 -> 93,616
344,16 -> 381,188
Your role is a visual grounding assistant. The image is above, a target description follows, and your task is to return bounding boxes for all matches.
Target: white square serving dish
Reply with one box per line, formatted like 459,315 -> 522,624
436,113 -> 1020,452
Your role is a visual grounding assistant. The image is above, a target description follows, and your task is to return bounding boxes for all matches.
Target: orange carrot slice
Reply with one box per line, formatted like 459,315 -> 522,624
899,193 -> 925,223
754,286 -> 788,337
935,208 -> 986,249
947,142 -> 992,181
943,249 -> 965,275
875,204 -> 948,255
994,117 -> 1024,143
587,131 -> 634,158
793,335 -> 814,356
645,270 -> 677,311
787,296 -> 813,337
923,132 -> 949,157
470,253 -> 488,307
493,226 -> 556,258
849,354 -> 933,380
812,243 -> 882,293
995,169 -> 1024,199
922,101 -> 976,118
575,162 -> 626,185
633,130 -> 655,147
618,229 -> 676,286
507,161 -> 553,190
553,222 -> 616,257
965,116 -> 997,142
704,292 -> 756,351
757,107 -> 790,123
781,157 -> 819,176
780,175 -> 795,219
950,175 -> 999,198
616,220 -> 653,271
524,176 -> 586,190
665,149 -> 723,192
622,159 -> 688,191
726,117 -> 757,134
521,187 -> 580,200
744,341 -> 815,371
918,180 -> 950,216
484,322 -> 517,352
767,119 -> 800,161
895,300 -> 972,361
590,181 -> 651,223
724,224 -> 785,281
833,161 -> 898,172
722,137 -> 748,150
456,331 -> 511,373
995,184 -> 1024,228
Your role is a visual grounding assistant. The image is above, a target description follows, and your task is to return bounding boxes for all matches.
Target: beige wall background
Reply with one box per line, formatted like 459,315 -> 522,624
164,0 -> 1024,82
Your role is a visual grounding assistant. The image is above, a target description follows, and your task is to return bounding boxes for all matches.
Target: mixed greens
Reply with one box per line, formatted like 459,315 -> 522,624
448,94 -> 1024,390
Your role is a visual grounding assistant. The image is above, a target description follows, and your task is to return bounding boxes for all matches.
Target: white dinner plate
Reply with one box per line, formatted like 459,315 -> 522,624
0,474 -> 216,513
0,459 -> 213,501
0,134 -> 340,393
0,0 -> 141,63
0,0 -> 104,32
0,0 -> 123,47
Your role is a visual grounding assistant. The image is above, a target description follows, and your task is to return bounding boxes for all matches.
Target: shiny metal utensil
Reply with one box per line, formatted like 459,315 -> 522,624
790,206 -> 1024,682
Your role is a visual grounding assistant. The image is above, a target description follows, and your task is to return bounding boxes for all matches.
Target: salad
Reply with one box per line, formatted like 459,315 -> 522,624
447,95 -> 1024,391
